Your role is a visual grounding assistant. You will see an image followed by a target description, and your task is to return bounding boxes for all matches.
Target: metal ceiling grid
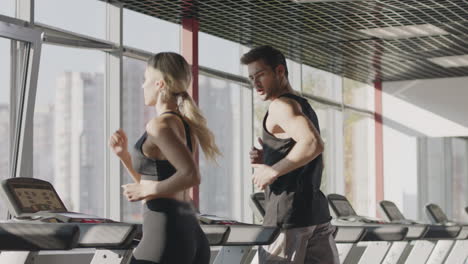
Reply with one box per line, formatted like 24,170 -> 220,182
104,0 -> 468,83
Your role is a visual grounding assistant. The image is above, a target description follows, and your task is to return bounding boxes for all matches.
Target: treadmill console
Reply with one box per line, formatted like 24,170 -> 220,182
327,194 -> 356,218
0,177 -> 67,217
0,177 -> 112,223
425,203 -> 450,225
328,194 -> 383,224
379,200 -> 412,223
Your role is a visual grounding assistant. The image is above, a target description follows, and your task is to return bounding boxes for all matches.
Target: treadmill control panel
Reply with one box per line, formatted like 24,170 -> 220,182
1,177 -> 67,216
332,199 -> 357,218
14,186 -> 66,213
1,177 -> 112,223
426,204 -> 450,224
379,200 -> 406,222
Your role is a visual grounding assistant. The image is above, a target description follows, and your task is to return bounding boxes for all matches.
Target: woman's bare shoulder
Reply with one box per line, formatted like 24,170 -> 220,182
145,114 -> 183,138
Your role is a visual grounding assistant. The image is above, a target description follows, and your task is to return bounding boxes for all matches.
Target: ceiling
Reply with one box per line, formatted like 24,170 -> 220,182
103,0 -> 468,83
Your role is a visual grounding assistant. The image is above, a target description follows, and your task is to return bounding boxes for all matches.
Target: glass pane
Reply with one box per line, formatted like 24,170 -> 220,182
199,75 -> 252,221
344,111 -> 375,216
124,9 -> 179,53
287,59 -> 301,92
34,45 -> 105,216
302,64 -> 342,102
383,124 -> 418,220
451,138 -> 468,222
35,0 -> 106,40
425,139 -> 446,206
0,37 -> 10,219
200,32 -> 243,75
121,57 -> 156,223
0,0 -> 15,17
343,77 -> 374,111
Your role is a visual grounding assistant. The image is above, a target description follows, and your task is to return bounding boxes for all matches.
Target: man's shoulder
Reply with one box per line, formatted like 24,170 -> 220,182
269,95 -> 302,114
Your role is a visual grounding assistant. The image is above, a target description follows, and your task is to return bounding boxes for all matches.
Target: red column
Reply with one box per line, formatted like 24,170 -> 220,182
375,81 -> 384,213
181,2 -> 200,208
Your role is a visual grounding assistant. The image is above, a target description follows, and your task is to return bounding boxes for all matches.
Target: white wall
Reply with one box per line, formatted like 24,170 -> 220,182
382,76 -> 468,221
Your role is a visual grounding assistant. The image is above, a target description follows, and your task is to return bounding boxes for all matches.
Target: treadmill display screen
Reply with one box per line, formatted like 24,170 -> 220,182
331,199 -> 356,217
9,182 -> 67,213
382,203 -> 405,221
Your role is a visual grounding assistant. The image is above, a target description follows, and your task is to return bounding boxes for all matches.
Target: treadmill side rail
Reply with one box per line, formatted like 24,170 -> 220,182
0,222 -> 80,250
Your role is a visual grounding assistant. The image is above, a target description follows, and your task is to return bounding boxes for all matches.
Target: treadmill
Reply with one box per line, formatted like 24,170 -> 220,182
0,222 -> 80,264
0,177 -> 232,264
327,194 -> 408,264
379,200 -> 461,264
424,203 -> 468,264
249,192 -> 366,264
198,213 -> 280,264
0,177 -> 143,264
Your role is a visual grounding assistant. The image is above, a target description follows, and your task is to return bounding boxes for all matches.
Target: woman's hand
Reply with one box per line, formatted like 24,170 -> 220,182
109,129 -> 129,158
122,182 -> 156,202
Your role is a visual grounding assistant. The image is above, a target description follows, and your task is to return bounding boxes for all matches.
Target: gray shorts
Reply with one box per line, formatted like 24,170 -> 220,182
255,222 -> 339,264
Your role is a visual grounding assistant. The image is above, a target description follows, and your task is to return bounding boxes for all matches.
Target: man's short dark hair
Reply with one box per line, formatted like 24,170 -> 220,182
240,45 -> 288,78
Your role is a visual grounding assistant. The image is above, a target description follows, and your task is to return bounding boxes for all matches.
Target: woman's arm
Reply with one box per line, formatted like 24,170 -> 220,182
109,129 -> 141,183
122,117 -> 199,201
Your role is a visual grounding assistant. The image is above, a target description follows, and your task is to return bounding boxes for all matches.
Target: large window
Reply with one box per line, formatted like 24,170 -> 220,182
121,57 -> 156,223
302,64 -> 342,102
343,77 -> 374,111
124,9 -> 180,53
34,45 -> 105,216
199,74 -> 253,222
344,111 -> 376,216
35,0 -> 106,40
0,1 -> 15,17
0,37 -> 10,218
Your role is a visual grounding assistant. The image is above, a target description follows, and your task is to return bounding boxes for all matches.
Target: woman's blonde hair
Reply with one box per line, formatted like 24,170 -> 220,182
147,52 -> 220,162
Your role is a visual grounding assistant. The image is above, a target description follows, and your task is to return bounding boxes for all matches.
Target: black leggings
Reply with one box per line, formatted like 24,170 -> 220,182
130,198 -> 210,264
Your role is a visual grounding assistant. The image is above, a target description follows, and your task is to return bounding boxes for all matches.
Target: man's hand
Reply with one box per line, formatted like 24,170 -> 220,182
122,182 -> 155,202
252,163 -> 278,190
250,137 -> 264,164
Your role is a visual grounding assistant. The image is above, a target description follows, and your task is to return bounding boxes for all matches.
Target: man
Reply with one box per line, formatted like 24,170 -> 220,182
241,45 -> 339,264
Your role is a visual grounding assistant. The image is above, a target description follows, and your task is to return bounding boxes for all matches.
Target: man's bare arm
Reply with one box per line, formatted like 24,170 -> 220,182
269,98 -> 324,177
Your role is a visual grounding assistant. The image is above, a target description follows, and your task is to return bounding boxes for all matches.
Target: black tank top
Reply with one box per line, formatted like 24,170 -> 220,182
132,111 -> 192,181
262,93 -> 331,228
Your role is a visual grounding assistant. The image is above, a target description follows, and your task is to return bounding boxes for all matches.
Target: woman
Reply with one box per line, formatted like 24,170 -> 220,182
109,52 -> 220,264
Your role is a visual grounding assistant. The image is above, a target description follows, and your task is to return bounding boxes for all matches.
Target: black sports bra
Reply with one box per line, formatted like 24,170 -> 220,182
131,111 -> 192,181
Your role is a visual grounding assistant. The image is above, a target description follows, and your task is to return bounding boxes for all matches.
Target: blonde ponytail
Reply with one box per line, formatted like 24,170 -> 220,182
148,52 -> 221,162
179,95 -> 220,162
